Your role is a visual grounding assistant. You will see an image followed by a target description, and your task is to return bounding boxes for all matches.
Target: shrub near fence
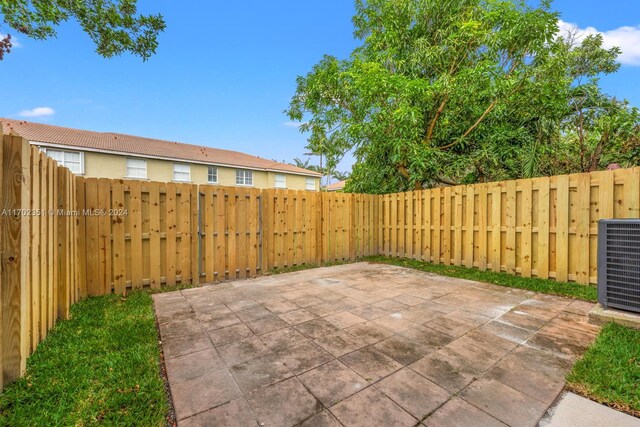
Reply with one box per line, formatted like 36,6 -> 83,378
1,132 -> 639,389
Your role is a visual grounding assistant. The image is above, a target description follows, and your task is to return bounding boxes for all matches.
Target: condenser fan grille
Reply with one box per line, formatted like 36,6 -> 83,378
598,220 -> 640,313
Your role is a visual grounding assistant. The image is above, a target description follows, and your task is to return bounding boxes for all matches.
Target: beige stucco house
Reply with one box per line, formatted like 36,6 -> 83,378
1,119 -> 322,190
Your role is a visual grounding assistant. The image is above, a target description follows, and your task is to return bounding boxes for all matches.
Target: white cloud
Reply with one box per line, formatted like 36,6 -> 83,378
283,121 -> 307,127
558,19 -> 640,66
17,107 -> 55,118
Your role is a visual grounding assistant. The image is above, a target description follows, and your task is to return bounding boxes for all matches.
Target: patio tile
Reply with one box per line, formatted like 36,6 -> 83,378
505,345 -> 572,379
333,297 -> 367,311
442,333 -> 516,374
423,397 -> 507,427
306,303 -> 343,317
207,323 -> 254,346
460,378 -> 549,427
199,312 -> 242,331
159,318 -> 204,339
162,332 -> 213,359
171,370 -> 241,420
330,386 -> 417,427
279,308 -> 318,325
259,327 -> 309,352
262,299 -> 300,314
246,377 -> 321,427
235,305 -> 272,322
156,307 -> 195,324
346,322 -> 394,345
485,354 -> 565,405
374,335 -> 433,366
299,360 -> 367,406
226,299 -> 259,312
155,264 -> 602,427
216,335 -> 272,365
480,320 -> 534,344
372,313 -> 417,333
399,325 -> 453,350
348,305 -> 388,320
340,347 -> 403,382
376,368 -> 450,420
192,303 -> 231,317
498,309 -> 548,331
324,311 -> 367,329
314,330 -> 368,357
425,315 -> 475,338
562,299 -> 595,316
246,316 -> 289,335
409,351 -> 477,393
165,348 -> 225,384
393,294 -> 427,306
179,397 -> 258,427
373,299 -> 409,313
315,292 -> 347,302
295,318 -> 341,339
229,353 -> 293,394
293,295 -> 324,307
277,342 -> 334,375
525,326 -> 595,359
299,409 -> 342,427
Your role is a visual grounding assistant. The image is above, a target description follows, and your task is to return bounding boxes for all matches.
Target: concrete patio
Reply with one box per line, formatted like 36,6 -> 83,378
153,262 -> 600,427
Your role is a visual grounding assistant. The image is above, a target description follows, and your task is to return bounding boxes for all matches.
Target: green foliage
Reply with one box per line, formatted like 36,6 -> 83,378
0,292 -> 169,426
288,0 -> 640,193
1,0 -> 165,59
567,322 -> 640,416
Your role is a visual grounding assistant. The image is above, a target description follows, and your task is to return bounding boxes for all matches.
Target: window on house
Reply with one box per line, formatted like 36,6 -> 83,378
208,166 -> 218,183
126,158 -> 147,179
236,169 -> 253,186
275,174 -> 286,188
173,163 -> 191,182
306,177 -> 316,191
44,149 -> 84,174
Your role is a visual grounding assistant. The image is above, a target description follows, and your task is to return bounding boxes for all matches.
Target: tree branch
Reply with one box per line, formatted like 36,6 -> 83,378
440,59 -> 524,151
424,96 -> 448,145
439,98 -> 499,150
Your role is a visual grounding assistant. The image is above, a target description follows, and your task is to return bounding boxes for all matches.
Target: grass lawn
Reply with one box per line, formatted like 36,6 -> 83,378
567,322 -> 640,417
0,292 -> 169,426
364,255 -> 598,302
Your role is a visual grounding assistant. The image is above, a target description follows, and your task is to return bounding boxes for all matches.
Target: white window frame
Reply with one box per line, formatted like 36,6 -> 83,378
42,148 -> 84,174
275,174 -> 286,189
306,177 -> 316,191
173,163 -> 191,182
236,169 -> 253,186
207,166 -> 218,184
125,158 -> 147,179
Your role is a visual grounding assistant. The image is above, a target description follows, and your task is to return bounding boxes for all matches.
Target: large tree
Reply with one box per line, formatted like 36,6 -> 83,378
287,0 -> 639,193
0,0 -> 165,60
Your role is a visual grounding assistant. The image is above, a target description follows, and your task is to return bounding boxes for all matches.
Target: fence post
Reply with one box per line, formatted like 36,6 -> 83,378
1,134 -> 31,388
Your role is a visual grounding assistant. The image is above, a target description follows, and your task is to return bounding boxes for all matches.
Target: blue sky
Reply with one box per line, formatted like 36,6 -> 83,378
1,0 -> 639,174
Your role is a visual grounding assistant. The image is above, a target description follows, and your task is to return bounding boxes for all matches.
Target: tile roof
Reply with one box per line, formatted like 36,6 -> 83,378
0,119 -> 322,177
325,180 -> 346,191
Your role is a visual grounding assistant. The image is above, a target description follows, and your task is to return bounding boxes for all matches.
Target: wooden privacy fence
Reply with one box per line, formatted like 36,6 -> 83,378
0,135 -> 81,389
76,183 -> 380,296
2,131 -> 640,389
379,168 -> 640,285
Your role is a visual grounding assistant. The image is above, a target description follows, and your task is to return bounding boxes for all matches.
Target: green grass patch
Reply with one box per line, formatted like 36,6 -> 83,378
567,322 -> 640,417
364,255 -> 597,302
0,292 -> 169,426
